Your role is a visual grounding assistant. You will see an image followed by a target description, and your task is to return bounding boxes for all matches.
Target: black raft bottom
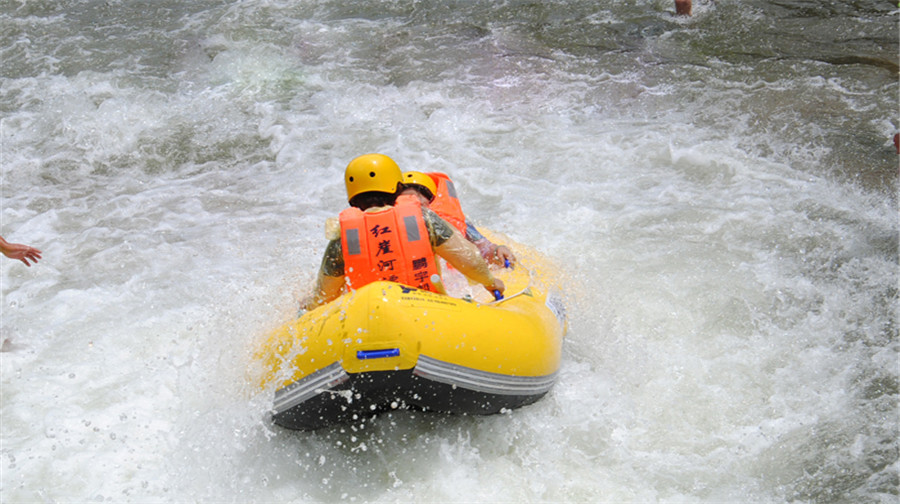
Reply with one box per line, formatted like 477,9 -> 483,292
273,369 -> 547,431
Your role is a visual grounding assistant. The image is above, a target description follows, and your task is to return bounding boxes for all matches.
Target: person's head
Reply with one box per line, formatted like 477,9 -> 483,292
345,153 -> 403,209
401,171 -> 437,206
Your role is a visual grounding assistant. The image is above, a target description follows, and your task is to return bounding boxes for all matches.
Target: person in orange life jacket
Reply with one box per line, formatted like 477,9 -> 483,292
401,171 -> 517,267
300,154 -> 505,310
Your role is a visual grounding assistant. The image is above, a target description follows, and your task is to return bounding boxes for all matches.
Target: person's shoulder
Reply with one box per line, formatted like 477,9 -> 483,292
421,206 -> 441,222
422,207 -> 454,237
325,217 -> 340,240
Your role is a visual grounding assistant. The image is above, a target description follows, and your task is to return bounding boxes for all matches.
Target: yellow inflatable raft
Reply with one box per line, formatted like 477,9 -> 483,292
256,239 -> 567,430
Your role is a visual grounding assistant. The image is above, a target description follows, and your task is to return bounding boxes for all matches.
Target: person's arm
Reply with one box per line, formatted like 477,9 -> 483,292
465,221 -> 516,267
435,232 -> 504,294
0,236 -> 42,266
426,213 -> 504,295
473,238 -> 516,267
300,239 -> 345,310
300,274 -> 345,311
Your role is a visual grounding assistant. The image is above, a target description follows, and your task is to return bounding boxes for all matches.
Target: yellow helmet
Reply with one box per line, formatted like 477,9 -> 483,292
402,171 -> 437,200
344,153 -> 403,202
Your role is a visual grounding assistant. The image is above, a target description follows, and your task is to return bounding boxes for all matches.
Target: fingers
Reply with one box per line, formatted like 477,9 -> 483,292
8,246 -> 42,266
494,246 -> 516,266
26,249 -> 42,264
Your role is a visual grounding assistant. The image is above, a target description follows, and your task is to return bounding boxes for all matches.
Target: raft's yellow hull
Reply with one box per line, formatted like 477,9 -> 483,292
257,242 -> 567,430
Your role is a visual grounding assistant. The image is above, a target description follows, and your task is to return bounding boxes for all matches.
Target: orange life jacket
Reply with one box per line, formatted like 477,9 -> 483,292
426,172 -> 467,235
339,195 -> 441,292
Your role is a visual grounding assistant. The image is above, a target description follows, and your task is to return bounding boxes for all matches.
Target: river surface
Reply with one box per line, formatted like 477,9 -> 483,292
1,1 -> 897,502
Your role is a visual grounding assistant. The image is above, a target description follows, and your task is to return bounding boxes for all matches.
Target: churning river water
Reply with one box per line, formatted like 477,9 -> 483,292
1,0 -> 897,502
